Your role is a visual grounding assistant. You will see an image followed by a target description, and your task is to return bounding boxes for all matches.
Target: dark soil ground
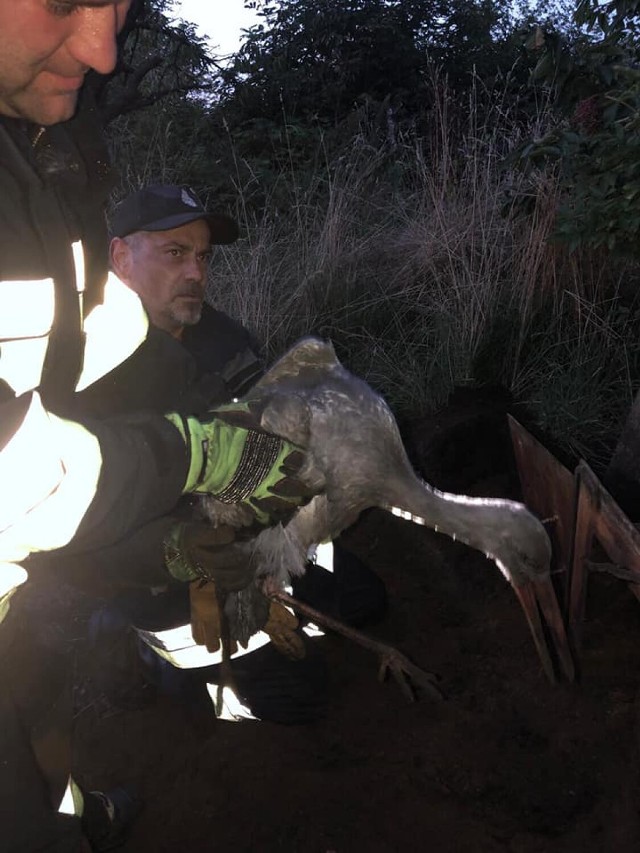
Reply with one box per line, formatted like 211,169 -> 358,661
73,398 -> 640,853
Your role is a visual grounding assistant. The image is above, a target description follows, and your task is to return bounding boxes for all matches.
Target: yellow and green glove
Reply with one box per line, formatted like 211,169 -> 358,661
166,400 -> 317,527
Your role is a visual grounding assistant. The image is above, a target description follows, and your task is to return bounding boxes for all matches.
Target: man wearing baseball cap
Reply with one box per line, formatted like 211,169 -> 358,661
100,183 -> 328,722
109,184 -> 239,338
74,184 -> 386,725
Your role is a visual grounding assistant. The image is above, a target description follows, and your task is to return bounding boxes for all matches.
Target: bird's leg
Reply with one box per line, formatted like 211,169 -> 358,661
270,589 -> 443,702
215,588 -> 240,716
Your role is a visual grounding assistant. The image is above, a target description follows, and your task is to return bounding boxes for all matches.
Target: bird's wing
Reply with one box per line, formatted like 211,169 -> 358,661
249,337 -> 339,391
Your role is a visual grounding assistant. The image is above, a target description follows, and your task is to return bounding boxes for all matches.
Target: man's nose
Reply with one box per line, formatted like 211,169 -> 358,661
65,5 -> 124,76
185,256 -> 206,283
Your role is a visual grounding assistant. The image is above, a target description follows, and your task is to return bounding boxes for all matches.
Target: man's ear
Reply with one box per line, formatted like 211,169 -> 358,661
109,237 -> 131,280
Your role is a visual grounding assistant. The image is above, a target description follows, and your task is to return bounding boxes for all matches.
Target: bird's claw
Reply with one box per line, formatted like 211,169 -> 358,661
377,647 -> 443,702
271,589 -> 443,702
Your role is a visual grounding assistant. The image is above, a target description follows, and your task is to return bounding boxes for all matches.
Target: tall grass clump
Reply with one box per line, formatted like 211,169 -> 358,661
113,71 -> 640,473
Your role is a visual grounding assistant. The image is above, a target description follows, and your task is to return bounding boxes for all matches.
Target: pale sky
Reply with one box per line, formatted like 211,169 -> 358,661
171,1 -> 261,58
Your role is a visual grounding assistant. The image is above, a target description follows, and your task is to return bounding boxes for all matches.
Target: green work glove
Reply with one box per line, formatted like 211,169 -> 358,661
166,400 -> 317,526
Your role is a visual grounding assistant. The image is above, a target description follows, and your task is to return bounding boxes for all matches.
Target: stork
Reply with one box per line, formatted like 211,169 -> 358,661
200,337 -> 575,696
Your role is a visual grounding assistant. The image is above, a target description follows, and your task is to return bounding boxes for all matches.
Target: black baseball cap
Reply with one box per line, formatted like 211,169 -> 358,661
109,184 -> 239,244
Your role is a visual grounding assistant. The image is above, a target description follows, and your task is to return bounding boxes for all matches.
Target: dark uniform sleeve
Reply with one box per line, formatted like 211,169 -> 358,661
182,303 -> 264,405
73,326 -> 204,418
71,411 -> 188,551
41,514 -> 179,593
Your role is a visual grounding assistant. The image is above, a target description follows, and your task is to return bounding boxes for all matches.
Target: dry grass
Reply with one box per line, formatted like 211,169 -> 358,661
112,75 -> 640,471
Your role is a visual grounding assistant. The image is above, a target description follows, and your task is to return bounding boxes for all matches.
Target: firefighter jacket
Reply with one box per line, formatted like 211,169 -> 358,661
0,92 -> 189,614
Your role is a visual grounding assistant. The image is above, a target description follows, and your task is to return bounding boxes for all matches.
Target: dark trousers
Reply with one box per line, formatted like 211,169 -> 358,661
292,542 -> 388,628
0,587 -> 84,852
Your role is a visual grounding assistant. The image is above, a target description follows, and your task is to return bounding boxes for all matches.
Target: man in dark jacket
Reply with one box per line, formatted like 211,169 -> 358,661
77,184 -> 387,724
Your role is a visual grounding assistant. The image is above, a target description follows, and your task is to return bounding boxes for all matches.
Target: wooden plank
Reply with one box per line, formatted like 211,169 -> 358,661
567,468 -> 597,653
508,416 -> 576,592
569,462 -> 640,653
579,463 -> 640,576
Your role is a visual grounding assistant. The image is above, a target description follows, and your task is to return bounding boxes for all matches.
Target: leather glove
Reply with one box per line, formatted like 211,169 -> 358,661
165,400 -> 318,527
189,580 -> 305,659
227,583 -> 306,660
163,520 -> 256,585
164,520 -> 306,659
263,600 -> 306,659
190,580 -> 237,655
171,522 -> 254,656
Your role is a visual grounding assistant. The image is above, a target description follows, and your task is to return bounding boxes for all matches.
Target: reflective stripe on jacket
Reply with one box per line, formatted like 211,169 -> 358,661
0,272 -> 149,563
0,99 -> 188,620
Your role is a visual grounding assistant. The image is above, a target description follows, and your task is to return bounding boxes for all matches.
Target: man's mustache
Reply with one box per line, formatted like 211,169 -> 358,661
175,286 -> 204,299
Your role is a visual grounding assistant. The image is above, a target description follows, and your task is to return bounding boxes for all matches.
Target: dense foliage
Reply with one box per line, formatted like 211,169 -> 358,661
95,0 -> 215,123
515,0 -> 640,256
218,0 -> 519,123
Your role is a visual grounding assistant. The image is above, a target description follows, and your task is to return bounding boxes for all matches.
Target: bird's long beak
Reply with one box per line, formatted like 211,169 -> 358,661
512,577 -> 575,683
387,477 -> 576,685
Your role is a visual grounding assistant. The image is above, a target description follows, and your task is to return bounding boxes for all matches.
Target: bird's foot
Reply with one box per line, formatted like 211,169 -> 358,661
271,590 -> 443,702
377,646 -> 443,702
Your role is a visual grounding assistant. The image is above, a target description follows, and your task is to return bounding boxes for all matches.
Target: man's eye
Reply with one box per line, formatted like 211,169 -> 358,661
168,249 -> 181,257
198,252 -> 212,263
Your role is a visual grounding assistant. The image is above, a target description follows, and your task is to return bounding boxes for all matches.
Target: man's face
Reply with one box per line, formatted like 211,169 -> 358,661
0,0 -> 131,125
112,219 -> 213,337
